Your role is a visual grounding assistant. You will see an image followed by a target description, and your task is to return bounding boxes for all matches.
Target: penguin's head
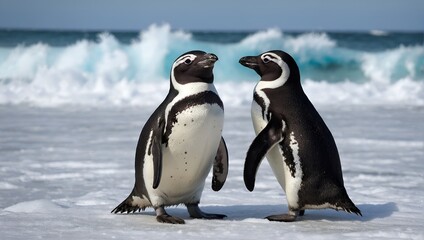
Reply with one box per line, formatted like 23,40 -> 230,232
239,50 -> 300,86
171,50 -> 218,86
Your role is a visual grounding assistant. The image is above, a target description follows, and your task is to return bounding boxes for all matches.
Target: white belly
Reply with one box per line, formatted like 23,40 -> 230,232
145,103 -> 224,206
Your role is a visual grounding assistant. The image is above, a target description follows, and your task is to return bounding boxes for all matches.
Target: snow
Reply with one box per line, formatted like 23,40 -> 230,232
0,104 -> 423,240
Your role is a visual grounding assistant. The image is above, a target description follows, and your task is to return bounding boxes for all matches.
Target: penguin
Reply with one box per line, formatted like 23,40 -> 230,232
112,50 -> 229,224
239,50 -> 361,222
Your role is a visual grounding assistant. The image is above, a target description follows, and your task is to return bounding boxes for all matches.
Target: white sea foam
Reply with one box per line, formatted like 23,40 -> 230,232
302,77 -> 424,106
284,32 -> 336,53
0,78 -> 422,107
370,30 -> 390,36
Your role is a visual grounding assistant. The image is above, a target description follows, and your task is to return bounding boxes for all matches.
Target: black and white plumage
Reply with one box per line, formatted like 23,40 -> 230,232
239,50 -> 361,222
112,50 -> 228,224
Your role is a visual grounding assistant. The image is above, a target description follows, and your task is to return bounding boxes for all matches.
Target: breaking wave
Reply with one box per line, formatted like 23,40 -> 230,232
0,24 -> 423,106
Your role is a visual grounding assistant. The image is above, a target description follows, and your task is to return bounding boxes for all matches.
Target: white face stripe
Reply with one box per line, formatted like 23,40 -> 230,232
254,52 -> 291,119
256,52 -> 291,91
261,53 -> 279,63
174,54 -> 197,66
171,54 -> 197,91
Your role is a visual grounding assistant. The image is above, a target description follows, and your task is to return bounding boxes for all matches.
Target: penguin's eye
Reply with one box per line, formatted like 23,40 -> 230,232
184,59 -> 193,65
263,57 -> 270,63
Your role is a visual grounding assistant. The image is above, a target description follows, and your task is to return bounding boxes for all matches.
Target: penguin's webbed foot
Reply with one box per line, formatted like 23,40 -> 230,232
156,214 -> 185,224
267,209 -> 305,222
266,209 -> 305,222
266,213 -> 297,222
186,203 -> 227,219
155,206 -> 185,224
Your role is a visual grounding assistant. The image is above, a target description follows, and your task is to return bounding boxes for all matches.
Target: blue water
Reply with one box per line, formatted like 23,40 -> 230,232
0,24 -> 423,106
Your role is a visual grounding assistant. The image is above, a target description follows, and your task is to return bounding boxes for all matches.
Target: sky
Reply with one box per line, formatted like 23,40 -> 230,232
0,0 -> 423,31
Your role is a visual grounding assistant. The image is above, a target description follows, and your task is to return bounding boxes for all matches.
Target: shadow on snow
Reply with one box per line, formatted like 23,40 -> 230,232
111,202 -> 397,222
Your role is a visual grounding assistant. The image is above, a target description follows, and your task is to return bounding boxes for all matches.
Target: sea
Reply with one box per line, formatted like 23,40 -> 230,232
0,24 -> 423,239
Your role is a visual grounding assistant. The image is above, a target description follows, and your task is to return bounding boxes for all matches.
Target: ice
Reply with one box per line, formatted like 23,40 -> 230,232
0,104 -> 423,239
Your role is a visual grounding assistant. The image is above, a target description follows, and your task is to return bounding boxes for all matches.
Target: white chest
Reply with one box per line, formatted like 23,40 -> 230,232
251,99 -> 267,134
145,103 -> 224,205
165,103 -> 224,168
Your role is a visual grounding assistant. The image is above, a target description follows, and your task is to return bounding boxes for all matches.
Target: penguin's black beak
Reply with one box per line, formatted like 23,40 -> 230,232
239,56 -> 261,75
198,53 -> 218,68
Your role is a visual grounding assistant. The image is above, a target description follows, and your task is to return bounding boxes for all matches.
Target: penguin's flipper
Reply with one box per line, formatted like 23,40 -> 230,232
151,118 -> 165,189
244,116 -> 283,191
212,137 -> 229,191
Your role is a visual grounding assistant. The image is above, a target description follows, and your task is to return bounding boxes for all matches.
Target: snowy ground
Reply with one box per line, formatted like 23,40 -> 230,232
0,104 -> 423,240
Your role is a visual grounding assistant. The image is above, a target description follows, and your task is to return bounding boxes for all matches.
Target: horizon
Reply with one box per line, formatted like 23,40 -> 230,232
0,26 -> 422,34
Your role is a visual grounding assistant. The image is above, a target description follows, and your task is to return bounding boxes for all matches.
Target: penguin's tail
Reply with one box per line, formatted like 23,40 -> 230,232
111,189 -> 148,214
338,198 -> 362,216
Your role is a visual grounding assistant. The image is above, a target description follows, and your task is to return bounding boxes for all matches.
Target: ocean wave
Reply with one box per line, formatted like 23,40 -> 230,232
0,24 -> 423,107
